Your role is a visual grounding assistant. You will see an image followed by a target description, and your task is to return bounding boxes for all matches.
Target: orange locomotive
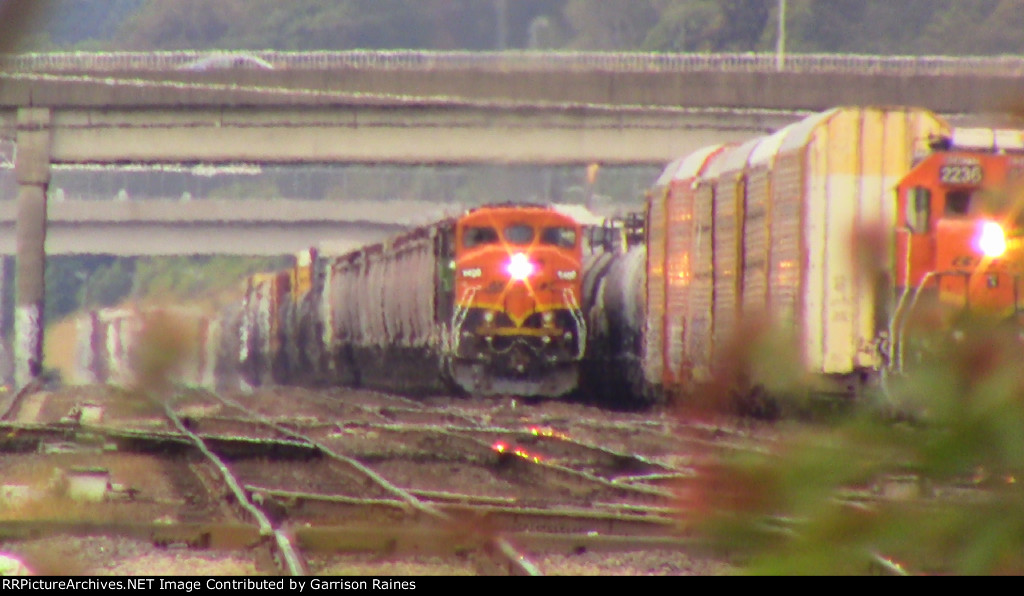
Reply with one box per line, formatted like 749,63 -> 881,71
891,128 -> 1024,368
449,204 -> 585,396
896,130 -> 1024,313
226,203 -> 585,398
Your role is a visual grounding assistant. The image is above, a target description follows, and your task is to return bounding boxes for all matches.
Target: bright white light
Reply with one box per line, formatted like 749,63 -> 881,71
506,253 -> 535,280
978,221 -> 1007,258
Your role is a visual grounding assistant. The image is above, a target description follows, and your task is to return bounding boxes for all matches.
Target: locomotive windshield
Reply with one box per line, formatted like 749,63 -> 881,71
945,190 -> 972,216
541,226 -> 577,248
463,226 -> 499,248
504,224 -> 535,245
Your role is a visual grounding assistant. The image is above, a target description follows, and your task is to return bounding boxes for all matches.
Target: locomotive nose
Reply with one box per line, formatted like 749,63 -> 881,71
504,286 -> 537,326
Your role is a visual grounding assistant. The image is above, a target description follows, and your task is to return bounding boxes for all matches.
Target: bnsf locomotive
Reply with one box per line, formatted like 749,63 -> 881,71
448,204 -> 586,396
227,202 -> 586,398
583,105 -> 1024,408
891,129 -> 1024,371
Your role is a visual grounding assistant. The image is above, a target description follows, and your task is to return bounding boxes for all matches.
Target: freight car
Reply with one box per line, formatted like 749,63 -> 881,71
66,204 -> 587,399
233,203 -> 587,398
586,106 -> 1024,409
72,305 -> 217,389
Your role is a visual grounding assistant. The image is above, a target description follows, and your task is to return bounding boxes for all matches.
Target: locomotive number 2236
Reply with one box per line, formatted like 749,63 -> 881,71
939,164 -> 983,185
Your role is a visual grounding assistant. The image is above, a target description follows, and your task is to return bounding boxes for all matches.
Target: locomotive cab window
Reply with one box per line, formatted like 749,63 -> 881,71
463,226 -> 499,248
945,190 -> 972,217
541,226 -> 577,249
504,224 -> 535,245
906,186 -> 931,233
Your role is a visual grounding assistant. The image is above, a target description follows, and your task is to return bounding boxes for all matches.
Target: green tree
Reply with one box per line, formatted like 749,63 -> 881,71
785,0 -> 869,53
642,0 -> 721,51
114,0 -> 569,51
563,0 -> 660,50
118,0 -> 248,50
694,317 -> 1024,574
83,258 -> 135,308
916,0 -> 1024,55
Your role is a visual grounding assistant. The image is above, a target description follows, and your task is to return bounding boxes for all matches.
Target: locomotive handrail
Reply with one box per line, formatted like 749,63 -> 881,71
449,286 -> 478,355
562,288 -> 587,360
3,50 -> 1024,77
891,269 -> 979,374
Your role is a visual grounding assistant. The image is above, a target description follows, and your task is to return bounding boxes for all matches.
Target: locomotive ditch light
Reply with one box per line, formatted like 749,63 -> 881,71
506,253 -> 536,281
978,221 -> 1007,258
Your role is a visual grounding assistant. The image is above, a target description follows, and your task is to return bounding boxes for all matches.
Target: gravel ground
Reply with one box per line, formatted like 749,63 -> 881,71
0,536 -> 264,575
531,548 -> 737,575
0,384 -> 759,576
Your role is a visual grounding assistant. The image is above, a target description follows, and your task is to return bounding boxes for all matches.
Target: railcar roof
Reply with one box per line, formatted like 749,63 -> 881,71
671,144 -> 729,181
707,136 -> 761,178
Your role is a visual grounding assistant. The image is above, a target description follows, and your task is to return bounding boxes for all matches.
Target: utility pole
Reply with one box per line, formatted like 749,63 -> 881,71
776,0 -> 787,71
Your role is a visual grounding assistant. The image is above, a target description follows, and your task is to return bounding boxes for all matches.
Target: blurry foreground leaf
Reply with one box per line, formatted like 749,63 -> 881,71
685,317 -> 1024,575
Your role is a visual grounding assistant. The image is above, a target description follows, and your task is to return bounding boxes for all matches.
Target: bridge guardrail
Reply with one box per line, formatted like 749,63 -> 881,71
2,50 -> 1024,77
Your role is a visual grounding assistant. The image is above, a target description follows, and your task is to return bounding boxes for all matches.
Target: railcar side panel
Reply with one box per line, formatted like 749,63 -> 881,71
664,145 -> 726,386
805,121 -> 829,374
769,149 -> 803,345
687,176 -> 717,379
853,110 -> 888,368
744,130 -> 787,320
663,179 -> 691,386
643,160 -> 677,387
710,139 -> 758,362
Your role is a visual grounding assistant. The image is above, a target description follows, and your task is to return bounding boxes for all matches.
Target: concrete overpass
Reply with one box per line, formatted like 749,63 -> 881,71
6,50 -> 1024,116
3,51 -> 1024,169
0,198 -> 462,256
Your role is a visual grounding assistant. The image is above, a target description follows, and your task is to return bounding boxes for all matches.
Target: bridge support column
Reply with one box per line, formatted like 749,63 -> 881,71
0,256 -> 9,387
13,108 -> 51,391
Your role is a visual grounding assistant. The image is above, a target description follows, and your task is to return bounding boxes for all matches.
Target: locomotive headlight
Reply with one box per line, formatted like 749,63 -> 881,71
461,267 -> 483,278
483,310 -> 495,323
557,270 -> 578,281
506,253 -> 535,281
542,311 -> 555,325
978,221 -> 1007,258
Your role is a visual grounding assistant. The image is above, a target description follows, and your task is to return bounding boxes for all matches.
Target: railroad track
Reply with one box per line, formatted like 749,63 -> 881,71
0,384 -> 742,575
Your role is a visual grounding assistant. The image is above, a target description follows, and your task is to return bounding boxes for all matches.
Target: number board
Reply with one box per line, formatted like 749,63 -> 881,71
939,164 -> 983,185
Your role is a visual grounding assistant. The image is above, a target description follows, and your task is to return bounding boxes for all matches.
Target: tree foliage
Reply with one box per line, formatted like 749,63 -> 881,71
688,316 -> 1024,574
16,0 -> 1024,56
16,0 -> 1019,56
